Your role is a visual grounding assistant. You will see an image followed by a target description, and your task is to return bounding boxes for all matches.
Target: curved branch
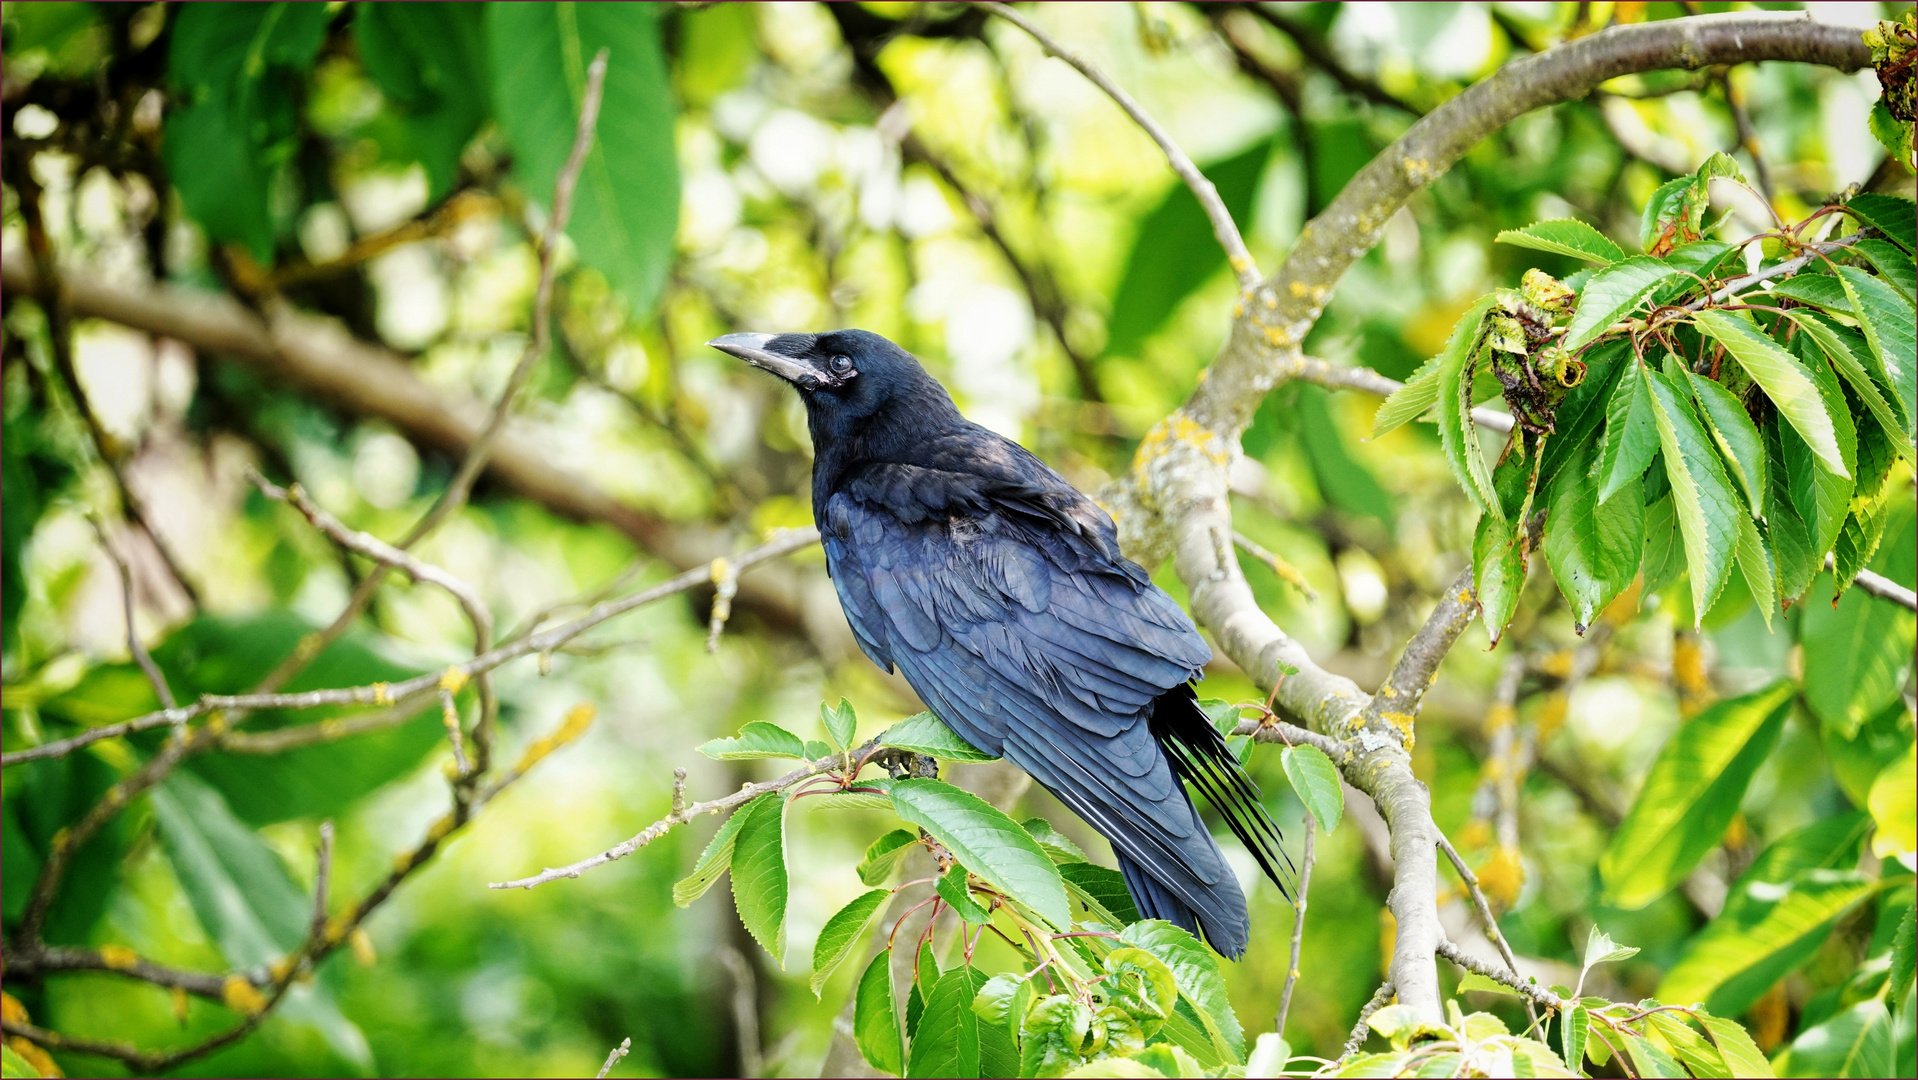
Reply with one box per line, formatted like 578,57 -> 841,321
1103,11 -> 1871,1022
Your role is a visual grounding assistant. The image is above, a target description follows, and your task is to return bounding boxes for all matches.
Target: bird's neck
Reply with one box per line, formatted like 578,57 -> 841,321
808,387 -> 965,504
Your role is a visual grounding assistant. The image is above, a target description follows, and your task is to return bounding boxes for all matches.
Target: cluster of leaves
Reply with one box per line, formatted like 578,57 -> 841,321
1378,155 -> 1915,644
675,700 -> 1354,1078
156,2 -> 677,313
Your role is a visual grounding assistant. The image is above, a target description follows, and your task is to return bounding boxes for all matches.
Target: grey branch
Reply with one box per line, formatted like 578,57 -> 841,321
1292,355 -> 1516,434
88,516 -> 177,712
1824,552 -> 1918,613
1337,981 -> 1397,1064
1099,10 -> 1870,1023
975,2 -> 1259,288
1274,813 -> 1314,1037
1435,937 -> 1563,1010
487,734 -> 883,890
1363,568 -> 1479,728
596,1037 -> 632,1079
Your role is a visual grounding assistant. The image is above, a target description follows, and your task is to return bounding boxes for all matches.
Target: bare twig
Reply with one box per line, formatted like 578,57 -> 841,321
1436,829 -> 1535,1027
1232,530 -> 1320,601
488,734 -> 883,890
1436,937 -> 1563,1010
88,516 -> 176,712
1233,718 -> 1353,760
719,946 -> 765,1078
2,529 -> 820,768
311,820 -> 334,943
1691,233 -> 1860,308
1275,813 -> 1314,1036
595,1037 -> 632,1080
1292,355 -> 1516,433
1852,567 -> 1918,612
706,556 -> 740,653
1337,981 -> 1397,1064
975,1 -> 1259,288
1362,567 -> 1478,734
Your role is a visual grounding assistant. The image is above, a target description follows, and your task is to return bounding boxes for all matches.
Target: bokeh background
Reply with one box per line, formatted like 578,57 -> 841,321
3,2 -> 1913,1076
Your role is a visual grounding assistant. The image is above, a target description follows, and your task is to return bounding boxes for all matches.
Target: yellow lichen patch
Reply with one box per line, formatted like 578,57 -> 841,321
6,1038 -> 60,1079
205,710 -> 230,735
1537,650 -> 1574,679
438,666 -> 469,694
1535,693 -> 1568,742
98,944 -> 140,972
1673,634 -> 1713,713
1380,710 -> 1417,749
171,985 -> 191,1026
1229,253 -> 1254,275
269,955 -> 297,984
513,702 -> 599,772
1377,908 -> 1398,978
325,914 -> 352,946
1456,589 -> 1474,606
371,682 -> 391,705
49,827 -> 70,854
709,556 -> 731,583
350,927 -> 377,966
222,975 -> 267,1016
1484,702 -> 1515,733
1477,846 -> 1525,910
1263,324 -> 1291,347
1262,291 -> 1278,309
1402,157 -> 1433,183
1721,812 -> 1749,851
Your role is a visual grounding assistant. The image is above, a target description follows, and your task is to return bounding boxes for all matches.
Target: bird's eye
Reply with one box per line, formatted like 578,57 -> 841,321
828,355 -> 854,376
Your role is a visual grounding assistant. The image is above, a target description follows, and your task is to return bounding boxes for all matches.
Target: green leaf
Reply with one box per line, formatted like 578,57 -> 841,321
1582,927 -> 1641,969
1595,359 -> 1662,503
1766,274 -> 1853,316
811,888 -> 889,997
673,1 -> 758,107
488,2 -> 679,316
1835,264 -> 1917,425
1763,425 -> 1819,603
1545,435 -> 1644,632
1060,862 -> 1142,926
1867,103 -> 1915,182
1889,905 -> 1915,1013
1824,698 -> 1914,810
1644,367 -> 1742,622
151,771 -> 372,1070
908,966 -> 1019,1078
1777,350 -> 1858,561
1692,309 -> 1849,479
1599,680 -> 1795,909
1439,312 -> 1505,517
0,1046 -> 40,1079
1564,257 -> 1683,352
1474,510 -> 1527,646
1639,491 -> 1684,601
1660,868 -> 1879,1017
1643,1012 -> 1730,1080
1803,568 -> 1917,738
698,721 -> 810,760
730,792 -> 790,966
1698,1013 -> 1774,1079
1495,219 -> 1624,264
1561,1004 -> 1588,1072
1850,238 -> 1916,300
859,829 -> 921,887
1651,241 -> 1739,307
1640,176 -> 1696,251
1685,371 -> 1767,516
1280,744 -> 1343,835
822,698 -> 858,753
1869,742 -> 1916,864
1618,1029 -> 1687,1078
1022,818 -> 1090,864
1105,138 -> 1270,356
1246,1033 -> 1292,1079
1120,920 -> 1245,1064
855,950 -> 906,1076
1845,193 -> 1916,257
674,805 -> 750,907
1781,1000 -> 1893,1078
881,712 -> 998,762
1733,512 -> 1777,629
938,866 -> 994,925
354,2 -> 488,199
165,3 -> 332,260
1456,972 -> 1518,996
888,779 -> 1069,929
1375,296 -> 1497,438
1783,310 -> 1911,451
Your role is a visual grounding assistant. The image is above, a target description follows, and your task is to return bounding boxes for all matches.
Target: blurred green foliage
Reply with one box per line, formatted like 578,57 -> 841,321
2,2 -> 1914,1077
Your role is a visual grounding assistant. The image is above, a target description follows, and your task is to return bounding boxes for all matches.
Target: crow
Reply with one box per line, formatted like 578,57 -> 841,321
710,328 -> 1289,957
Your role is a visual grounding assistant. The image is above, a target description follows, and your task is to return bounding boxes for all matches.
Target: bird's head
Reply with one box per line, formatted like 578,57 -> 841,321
707,329 -> 944,424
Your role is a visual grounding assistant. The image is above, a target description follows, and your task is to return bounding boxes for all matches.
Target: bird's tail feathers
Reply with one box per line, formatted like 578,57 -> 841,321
1148,685 -> 1296,900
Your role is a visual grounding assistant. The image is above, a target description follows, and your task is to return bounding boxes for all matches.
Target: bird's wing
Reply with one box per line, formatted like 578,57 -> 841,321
821,485 -> 1240,908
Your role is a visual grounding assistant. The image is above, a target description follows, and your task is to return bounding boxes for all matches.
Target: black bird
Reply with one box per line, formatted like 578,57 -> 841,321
709,329 -> 1288,957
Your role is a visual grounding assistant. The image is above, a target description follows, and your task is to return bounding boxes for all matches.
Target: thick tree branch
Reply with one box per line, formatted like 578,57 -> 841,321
1098,11 -> 1870,1022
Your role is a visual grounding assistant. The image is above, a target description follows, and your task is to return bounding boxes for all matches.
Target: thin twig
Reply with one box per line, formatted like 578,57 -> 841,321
975,1 -> 1259,287
489,734 -> 884,890
1690,233 -> 1860,308
88,516 -> 177,712
595,1037 -> 632,1079
1361,567 -> 1478,733
1232,530 -> 1320,601
1292,355 -> 1517,433
2,529 -> 820,768
1435,829 -> 1535,1027
1275,813 -> 1315,1036
1233,718 -> 1352,760
311,820 -> 334,943
1337,981 -> 1397,1064
1435,937 -> 1563,1009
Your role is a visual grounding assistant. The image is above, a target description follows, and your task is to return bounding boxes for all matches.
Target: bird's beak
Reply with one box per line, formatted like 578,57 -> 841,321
708,332 -> 813,384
